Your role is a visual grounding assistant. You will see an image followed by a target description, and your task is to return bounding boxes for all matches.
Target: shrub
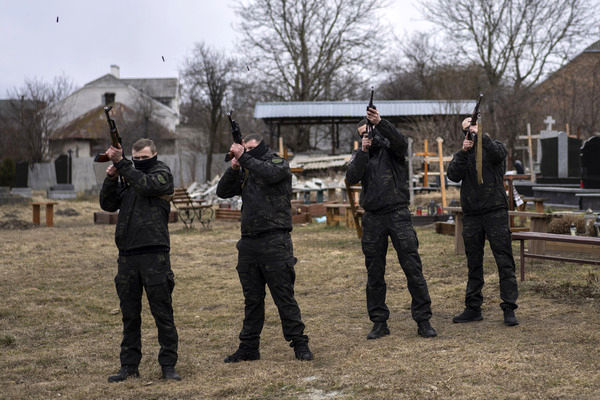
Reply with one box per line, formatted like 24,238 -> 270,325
548,214 -> 586,235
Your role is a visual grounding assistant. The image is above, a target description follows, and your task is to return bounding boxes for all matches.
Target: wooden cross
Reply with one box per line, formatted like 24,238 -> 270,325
414,139 -> 437,187
518,122 -> 543,181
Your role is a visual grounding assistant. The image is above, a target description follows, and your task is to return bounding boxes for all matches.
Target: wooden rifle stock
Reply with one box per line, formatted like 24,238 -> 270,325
94,106 -> 123,162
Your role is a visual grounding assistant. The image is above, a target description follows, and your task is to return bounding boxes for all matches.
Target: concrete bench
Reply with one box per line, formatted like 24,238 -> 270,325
512,232 -> 600,281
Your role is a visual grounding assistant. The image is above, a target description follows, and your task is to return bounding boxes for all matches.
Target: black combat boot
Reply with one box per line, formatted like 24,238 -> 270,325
107,366 -> 140,383
366,322 -> 390,340
223,348 -> 260,363
161,366 -> 182,381
503,309 -> 519,326
292,342 -> 313,361
417,320 -> 437,338
452,308 -> 483,323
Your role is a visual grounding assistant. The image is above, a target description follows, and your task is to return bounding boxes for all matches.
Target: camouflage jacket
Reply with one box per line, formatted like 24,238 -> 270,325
346,119 -> 410,213
216,147 -> 292,237
99,158 -> 174,253
447,134 -> 508,216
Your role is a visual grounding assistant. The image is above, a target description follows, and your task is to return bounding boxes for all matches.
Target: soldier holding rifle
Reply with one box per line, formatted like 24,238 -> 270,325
99,134 -> 181,382
346,94 -> 437,340
446,100 -> 519,326
217,118 -> 313,363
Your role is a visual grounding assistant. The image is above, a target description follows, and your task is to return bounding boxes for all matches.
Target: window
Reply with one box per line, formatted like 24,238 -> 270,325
103,92 -> 115,105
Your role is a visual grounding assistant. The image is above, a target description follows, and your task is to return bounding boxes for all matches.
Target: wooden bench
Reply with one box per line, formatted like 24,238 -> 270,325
444,207 -> 552,255
171,188 -> 214,229
325,204 -> 365,227
215,208 -> 241,221
32,201 -> 58,227
512,232 -> 600,281
522,197 -> 546,213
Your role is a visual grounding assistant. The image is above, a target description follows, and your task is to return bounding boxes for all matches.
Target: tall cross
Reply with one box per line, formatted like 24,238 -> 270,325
543,116 -> 556,132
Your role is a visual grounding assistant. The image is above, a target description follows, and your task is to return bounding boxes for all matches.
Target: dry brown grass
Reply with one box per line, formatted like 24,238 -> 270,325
1,198 -> 600,399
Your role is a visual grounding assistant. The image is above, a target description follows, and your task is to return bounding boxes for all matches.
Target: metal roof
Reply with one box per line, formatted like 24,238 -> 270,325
254,100 -> 476,120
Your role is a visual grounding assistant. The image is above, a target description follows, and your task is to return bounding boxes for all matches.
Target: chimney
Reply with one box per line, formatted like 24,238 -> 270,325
110,65 -> 120,79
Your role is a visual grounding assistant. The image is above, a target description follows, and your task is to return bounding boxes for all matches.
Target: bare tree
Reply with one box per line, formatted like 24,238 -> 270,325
180,43 -> 238,181
120,90 -> 172,151
380,32 -> 486,101
422,0 -> 597,162
236,0 -> 386,101
235,0 -> 387,152
532,45 -> 600,137
2,76 -> 75,163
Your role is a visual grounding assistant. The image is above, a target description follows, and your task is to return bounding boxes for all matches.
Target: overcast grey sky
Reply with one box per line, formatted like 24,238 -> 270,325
0,0 -> 431,98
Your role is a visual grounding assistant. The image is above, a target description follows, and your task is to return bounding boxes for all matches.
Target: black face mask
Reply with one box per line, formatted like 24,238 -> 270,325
247,141 -> 268,158
133,155 -> 157,172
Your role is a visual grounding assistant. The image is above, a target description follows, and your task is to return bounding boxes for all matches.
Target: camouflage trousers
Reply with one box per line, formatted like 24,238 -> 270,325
361,208 -> 433,323
235,231 -> 308,351
115,252 -> 178,367
462,209 -> 519,311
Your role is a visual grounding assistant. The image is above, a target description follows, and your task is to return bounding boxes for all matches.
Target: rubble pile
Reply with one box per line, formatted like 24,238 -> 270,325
186,175 -> 242,209
183,173 -> 347,209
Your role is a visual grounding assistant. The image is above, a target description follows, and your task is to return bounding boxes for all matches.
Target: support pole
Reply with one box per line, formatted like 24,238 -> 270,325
423,139 -> 429,187
408,137 -> 414,207
436,137 -> 447,208
527,123 -> 535,182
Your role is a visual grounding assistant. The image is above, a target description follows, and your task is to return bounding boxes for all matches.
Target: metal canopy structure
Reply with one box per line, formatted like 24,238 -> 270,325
254,99 -> 476,125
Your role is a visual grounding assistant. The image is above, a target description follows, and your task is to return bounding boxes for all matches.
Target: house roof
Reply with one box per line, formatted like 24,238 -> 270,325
121,78 -> 179,99
50,102 -> 175,140
584,39 -> 600,53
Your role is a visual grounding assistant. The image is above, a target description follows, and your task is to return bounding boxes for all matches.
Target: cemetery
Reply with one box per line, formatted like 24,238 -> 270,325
1,2 -> 600,397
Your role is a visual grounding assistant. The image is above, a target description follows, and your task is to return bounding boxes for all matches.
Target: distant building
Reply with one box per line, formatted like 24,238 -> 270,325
533,40 -> 600,137
49,65 -> 180,157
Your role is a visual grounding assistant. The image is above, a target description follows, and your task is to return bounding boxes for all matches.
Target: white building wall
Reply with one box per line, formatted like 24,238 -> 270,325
54,84 -> 179,131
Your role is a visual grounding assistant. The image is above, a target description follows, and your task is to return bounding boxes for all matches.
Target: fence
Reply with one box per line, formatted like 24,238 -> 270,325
27,152 -> 229,192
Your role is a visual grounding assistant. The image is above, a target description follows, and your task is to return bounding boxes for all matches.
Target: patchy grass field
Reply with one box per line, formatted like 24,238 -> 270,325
1,198 -> 599,399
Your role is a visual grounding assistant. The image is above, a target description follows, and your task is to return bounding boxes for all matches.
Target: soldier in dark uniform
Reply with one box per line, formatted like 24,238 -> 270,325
217,133 -> 313,362
346,107 -> 437,340
447,118 -> 519,326
100,138 -> 181,382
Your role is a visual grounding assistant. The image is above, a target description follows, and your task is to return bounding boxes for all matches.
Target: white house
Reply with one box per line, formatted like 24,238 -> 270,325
49,65 -> 180,157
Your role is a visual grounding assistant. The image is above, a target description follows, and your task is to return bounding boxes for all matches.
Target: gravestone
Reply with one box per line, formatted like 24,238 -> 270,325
11,161 -> 32,198
48,154 -> 76,199
581,136 -> 600,189
14,161 -> 28,187
55,154 -> 70,184
538,116 -> 581,180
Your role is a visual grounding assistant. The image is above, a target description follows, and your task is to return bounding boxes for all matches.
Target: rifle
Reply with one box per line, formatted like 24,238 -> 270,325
468,93 -> 484,185
225,111 -> 243,162
365,88 -> 376,139
466,93 -> 483,141
94,106 -> 123,162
